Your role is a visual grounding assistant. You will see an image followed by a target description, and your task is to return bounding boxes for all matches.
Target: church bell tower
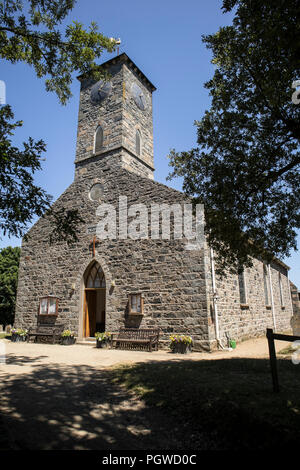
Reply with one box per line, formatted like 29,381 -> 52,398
75,53 -> 156,180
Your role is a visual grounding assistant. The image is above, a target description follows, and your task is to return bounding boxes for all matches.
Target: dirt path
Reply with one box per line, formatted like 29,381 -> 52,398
0,336 -> 292,450
1,334 -> 290,371
0,341 -> 181,450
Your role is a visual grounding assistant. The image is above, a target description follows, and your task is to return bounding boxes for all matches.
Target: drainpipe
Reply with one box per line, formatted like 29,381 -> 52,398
268,264 -> 276,330
210,248 -> 223,349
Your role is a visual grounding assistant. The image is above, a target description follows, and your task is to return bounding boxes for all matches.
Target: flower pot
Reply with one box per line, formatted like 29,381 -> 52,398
171,343 -> 192,354
11,334 -> 27,342
96,339 -> 110,349
61,336 -> 75,345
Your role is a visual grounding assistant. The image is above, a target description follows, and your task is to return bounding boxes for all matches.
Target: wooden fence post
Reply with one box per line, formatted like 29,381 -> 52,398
266,328 -> 280,393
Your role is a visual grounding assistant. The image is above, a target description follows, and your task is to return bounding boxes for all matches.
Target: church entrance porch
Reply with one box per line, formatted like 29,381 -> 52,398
83,262 -> 106,338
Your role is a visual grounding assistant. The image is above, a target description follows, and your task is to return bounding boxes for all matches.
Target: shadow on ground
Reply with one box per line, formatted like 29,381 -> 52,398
111,356 -> 300,450
4,353 -> 49,365
1,355 -> 300,450
0,359 -> 181,450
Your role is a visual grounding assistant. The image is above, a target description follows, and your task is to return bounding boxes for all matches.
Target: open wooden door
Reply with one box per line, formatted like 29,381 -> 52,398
83,261 -> 106,337
84,290 -> 97,337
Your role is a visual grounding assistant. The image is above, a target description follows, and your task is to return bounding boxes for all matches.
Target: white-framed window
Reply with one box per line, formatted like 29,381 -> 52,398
39,296 -> 58,316
128,293 -> 144,315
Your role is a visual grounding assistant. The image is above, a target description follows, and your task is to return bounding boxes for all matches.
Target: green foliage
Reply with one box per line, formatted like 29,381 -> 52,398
0,246 -> 20,326
95,331 -> 111,341
61,329 -> 74,337
0,105 -> 51,238
0,0 -> 116,104
0,104 -> 84,243
168,0 -> 300,274
169,334 -> 193,349
0,0 -> 117,241
48,206 -> 85,245
11,327 -> 27,336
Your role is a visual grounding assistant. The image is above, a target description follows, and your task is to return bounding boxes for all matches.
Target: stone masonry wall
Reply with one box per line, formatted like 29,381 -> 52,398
205,251 -> 293,348
14,51 -> 294,352
122,63 -> 154,172
74,57 -> 154,181
15,162 -> 211,351
15,158 -> 294,351
290,281 -> 300,335
75,63 -> 123,163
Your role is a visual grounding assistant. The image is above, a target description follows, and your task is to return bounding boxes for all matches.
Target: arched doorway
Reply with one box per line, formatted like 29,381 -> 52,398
83,261 -> 106,337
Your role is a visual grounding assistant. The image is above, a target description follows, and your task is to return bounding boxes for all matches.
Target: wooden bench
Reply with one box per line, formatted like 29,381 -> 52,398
27,323 -> 65,344
111,328 -> 160,352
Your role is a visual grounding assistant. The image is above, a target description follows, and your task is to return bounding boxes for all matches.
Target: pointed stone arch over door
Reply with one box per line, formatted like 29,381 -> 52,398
83,261 -> 106,337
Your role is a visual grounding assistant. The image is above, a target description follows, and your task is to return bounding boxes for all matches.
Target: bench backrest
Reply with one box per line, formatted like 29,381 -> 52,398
29,324 -> 65,335
118,328 -> 160,340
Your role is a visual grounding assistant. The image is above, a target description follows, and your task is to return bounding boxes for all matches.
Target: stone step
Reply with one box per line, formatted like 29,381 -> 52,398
76,337 -> 97,346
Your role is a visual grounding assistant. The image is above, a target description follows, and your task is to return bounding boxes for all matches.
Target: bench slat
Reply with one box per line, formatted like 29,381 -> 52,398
112,328 -> 160,352
27,323 -> 65,344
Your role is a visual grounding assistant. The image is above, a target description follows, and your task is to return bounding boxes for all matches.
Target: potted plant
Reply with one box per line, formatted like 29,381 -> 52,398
11,328 -> 28,342
60,329 -> 76,345
95,331 -> 111,348
169,334 -> 193,354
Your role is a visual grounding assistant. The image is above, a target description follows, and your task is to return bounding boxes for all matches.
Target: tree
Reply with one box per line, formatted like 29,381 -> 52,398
0,246 -> 20,327
168,0 -> 300,274
0,0 -> 117,241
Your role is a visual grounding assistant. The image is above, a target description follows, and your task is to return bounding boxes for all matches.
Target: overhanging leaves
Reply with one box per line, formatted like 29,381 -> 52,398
168,0 -> 300,274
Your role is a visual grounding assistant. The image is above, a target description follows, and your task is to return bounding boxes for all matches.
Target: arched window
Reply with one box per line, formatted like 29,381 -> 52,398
86,262 -> 106,288
238,270 -> 247,305
278,272 -> 284,307
136,130 -> 141,156
263,264 -> 270,305
94,126 -> 103,153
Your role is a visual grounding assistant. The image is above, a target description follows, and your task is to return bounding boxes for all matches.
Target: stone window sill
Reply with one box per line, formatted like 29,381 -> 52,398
38,314 -> 58,317
93,149 -> 105,157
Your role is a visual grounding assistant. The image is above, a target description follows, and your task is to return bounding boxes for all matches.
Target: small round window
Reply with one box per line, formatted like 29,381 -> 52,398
89,183 -> 104,202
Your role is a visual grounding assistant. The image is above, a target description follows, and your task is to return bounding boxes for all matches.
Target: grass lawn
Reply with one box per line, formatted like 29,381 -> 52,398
0,333 -> 9,339
278,345 -> 300,356
112,356 -> 300,450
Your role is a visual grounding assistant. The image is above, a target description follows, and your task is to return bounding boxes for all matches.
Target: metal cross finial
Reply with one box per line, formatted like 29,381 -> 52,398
89,235 -> 99,257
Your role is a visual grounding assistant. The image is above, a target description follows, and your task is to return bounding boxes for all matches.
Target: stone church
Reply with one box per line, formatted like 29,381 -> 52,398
14,53 -> 293,350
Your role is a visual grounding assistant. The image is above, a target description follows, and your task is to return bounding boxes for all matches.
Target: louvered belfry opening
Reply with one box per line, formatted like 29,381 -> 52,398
136,130 -> 141,155
94,125 -> 103,153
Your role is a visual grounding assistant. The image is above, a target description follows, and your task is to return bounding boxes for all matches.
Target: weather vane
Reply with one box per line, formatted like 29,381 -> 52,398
110,37 -> 121,56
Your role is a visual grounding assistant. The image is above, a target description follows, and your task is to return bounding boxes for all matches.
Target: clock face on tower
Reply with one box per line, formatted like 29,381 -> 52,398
131,83 -> 146,111
90,80 -> 112,104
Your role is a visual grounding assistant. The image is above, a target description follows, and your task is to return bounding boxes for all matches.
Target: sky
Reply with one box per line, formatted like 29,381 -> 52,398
0,0 -> 299,286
